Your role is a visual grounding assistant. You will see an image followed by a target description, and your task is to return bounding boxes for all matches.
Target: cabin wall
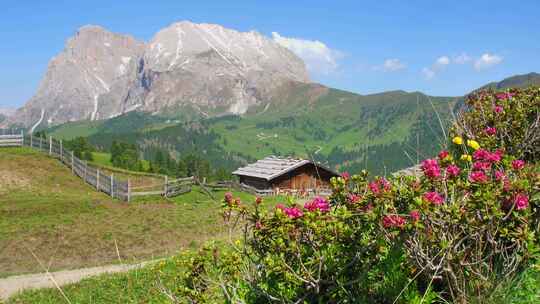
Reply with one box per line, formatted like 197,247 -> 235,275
270,164 -> 334,191
239,176 -> 270,190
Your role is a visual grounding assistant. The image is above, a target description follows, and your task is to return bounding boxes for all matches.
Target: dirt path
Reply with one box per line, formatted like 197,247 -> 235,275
0,261 -> 154,301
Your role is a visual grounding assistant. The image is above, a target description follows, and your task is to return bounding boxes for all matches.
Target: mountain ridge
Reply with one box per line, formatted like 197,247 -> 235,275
6,21 -> 309,129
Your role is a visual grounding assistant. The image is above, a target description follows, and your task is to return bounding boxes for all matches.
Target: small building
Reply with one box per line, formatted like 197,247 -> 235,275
232,156 -> 339,193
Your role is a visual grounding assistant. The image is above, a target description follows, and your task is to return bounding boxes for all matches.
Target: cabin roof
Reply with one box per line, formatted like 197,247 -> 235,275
232,156 -> 338,181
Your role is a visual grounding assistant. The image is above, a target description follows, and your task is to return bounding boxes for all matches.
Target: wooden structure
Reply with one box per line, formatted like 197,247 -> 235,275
232,156 -> 338,194
0,131 -> 23,147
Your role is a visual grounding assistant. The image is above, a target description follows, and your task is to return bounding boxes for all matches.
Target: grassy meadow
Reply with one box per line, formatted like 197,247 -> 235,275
0,147 -> 284,278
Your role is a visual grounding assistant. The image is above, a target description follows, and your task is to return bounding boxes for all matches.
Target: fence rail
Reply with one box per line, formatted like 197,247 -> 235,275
0,132 -> 24,147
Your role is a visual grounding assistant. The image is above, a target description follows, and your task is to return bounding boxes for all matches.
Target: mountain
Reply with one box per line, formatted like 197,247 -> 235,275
0,108 -> 15,125
6,22 -> 308,129
130,21 -> 308,118
8,26 -> 144,131
0,108 -> 15,116
479,72 -> 540,90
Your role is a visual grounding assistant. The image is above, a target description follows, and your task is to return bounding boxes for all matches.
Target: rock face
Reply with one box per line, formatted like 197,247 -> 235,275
8,22 -> 309,129
10,25 -> 144,131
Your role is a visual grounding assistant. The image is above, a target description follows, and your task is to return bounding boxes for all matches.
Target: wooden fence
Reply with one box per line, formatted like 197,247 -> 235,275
0,130 -> 196,202
0,131 -> 24,147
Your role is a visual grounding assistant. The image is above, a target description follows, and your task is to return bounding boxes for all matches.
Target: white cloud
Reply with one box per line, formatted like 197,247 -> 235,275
374,58 -> 406,72
271,32 -> 342,75
435,56 -> 450,66
421,67 -> 436,80
474,53 -> 503,70
422,56 -> 450,80
453,53 -> 472,64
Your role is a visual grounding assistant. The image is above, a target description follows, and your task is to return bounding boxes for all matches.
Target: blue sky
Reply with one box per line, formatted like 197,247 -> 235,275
1,0 -> 539,108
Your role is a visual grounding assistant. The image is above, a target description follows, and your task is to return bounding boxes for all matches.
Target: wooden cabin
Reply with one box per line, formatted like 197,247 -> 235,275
232,156 -> 339,193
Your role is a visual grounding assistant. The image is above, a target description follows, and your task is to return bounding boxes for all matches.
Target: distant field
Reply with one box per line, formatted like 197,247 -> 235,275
91,151 -> 151,172
91,151 -> 112,166
0,147 -> 284,277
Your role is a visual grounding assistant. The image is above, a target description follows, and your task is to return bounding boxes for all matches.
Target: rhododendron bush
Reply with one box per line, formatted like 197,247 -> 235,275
169,88 -> 540,303
453,87 -> 540,161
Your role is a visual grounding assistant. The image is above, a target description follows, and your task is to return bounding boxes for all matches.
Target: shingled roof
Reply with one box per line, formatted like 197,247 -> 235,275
232,156 -> 336,181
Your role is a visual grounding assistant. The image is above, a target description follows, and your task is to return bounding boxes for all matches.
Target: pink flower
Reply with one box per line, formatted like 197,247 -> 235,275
473,149 -> 502,163
369,178 -> 391,195
473,161 -> 491,171
255,221 -> 263,229
495,170 -> 506,181
514,193 -> 529,210
487,150 -> 503,163
304,197 -> 330,213
494,105 -> 504,113
496,92 -> 514,100
485,127 -> 497,136
276,203 -> 286,210
423,191 -> 444,205
446,165 -> 461,178
512,159 -> 525,170
469,171 -> 488,183
341,172 -> 350,180
284,206 -> 304,219
473,149 -> 489,161
224,192 -> 233,203
410,210 -> 421,222
438,150 -> 450,160
380,178 -> 391,191
382,215 -> 406,228
234,198 -> 242,207
369,181 -> 380,195
347,193 -> 361,204
421,159 -> 441,179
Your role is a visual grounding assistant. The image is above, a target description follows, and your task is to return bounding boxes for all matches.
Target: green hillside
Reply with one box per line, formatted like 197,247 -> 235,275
0,147 -> 274,277
45,73 -> 536,176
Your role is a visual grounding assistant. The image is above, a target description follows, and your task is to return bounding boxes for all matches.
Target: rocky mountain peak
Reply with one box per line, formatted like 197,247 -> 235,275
6,21 -> 310,130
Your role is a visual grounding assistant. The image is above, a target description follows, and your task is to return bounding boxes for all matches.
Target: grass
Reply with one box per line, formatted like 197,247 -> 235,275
0,147 -> 282,278
90,151 -> 151,171
6,248 -> 225,303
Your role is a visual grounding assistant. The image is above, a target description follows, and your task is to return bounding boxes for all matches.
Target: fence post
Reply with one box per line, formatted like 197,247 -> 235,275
21,130 -> 24,146
96,169 -> 100,191
164,176 -> 168,196
71,151 -> 74,173
127,179 -> 131,203
30,133 -> 33,148
49,136 -> 52,155
110,173 -> 114,198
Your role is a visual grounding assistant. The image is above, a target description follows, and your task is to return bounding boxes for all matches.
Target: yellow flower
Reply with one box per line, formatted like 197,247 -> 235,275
460,154 -> 472,162
467,139 -> 480,150
452,136 -> 463,145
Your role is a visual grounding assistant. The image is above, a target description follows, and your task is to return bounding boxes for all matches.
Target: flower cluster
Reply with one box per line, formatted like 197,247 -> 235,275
423,191 -> 444,205
368,177 -> 391,195
382,214 -> 406,228
421,158 -> 441,179
304,197 -> 331,213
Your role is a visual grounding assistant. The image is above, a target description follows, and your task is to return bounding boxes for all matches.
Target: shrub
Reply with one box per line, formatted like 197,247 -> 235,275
453,87 -> 540,161
164,88 -> 540,303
